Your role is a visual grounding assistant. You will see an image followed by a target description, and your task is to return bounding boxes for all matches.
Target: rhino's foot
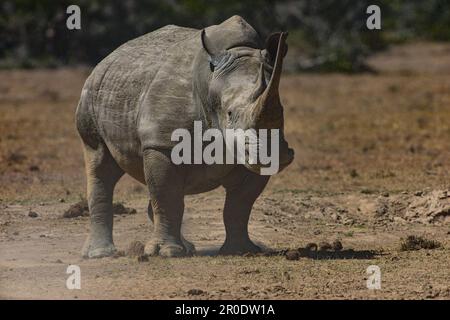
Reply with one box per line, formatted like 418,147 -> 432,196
219,238 -> 261,256
181,235 -> 196,255
145,237 -> 195,257
82,237 -> 116,259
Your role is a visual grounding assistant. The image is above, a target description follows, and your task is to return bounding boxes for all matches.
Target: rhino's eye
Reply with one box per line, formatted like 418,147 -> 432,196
210,52 -> 233,72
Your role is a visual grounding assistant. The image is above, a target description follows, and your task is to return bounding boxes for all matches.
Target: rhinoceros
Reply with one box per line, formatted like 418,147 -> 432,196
76,15 -> 294,258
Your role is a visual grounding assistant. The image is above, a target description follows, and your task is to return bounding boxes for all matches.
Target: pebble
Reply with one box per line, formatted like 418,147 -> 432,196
187,289 -> 205,295
285,250 -> 300,260
28,211 -> 38,218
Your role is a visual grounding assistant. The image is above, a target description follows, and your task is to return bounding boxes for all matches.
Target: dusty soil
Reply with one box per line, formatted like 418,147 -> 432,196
0,42 -> 449,299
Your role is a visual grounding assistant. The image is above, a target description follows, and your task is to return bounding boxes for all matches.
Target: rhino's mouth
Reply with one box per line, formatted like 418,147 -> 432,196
242,140 -> 294,175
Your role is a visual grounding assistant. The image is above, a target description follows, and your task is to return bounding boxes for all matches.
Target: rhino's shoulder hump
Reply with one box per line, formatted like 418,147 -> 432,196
81,24 -> 198,121
79,24 -> 199,155
120,25 -> 197,50
85,25 -> 198,95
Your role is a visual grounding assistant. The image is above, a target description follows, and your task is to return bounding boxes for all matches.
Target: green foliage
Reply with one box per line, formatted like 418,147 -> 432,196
0,0 -> 449,71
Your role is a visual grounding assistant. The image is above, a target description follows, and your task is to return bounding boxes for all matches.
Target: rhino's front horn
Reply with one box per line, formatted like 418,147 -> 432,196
253,32 -> 288,126
262,32 -> 288,106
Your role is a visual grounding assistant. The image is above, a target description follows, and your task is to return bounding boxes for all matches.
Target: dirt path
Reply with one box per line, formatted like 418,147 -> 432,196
1,42 -> 449,299
1,189 -> 449,299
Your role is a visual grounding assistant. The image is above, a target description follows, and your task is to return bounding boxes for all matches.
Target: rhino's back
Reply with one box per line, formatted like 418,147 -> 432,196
78,25 -> 198,180
88,25 -> 197,106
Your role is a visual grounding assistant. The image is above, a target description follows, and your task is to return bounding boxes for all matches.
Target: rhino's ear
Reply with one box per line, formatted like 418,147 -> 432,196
265,32 -> 288,65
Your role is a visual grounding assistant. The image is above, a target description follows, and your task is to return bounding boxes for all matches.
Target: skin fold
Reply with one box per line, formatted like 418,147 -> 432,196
76,16 -> 293,258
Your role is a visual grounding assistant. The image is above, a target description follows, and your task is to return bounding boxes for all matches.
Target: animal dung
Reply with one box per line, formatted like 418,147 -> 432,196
318,241 -> 333,251
62,199 -> 89,218
187,289 -> 205,296
400,235 -> 441,251
112,203 -> 137,215
332,240 -> 343,251
285,250 -> 300,260
304,242 -> 318,252
28,211 -> 39,218
285,240 -> 345,260
62,200 -> 137,218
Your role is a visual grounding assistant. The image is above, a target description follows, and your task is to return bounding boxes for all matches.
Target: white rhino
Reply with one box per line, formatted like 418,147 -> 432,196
76,16 -> 294,258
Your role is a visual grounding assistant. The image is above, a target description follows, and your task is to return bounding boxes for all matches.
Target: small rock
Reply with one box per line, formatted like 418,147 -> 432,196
319,241 -> 332,251
414,191 -> 423,196
59,198 -> 65,203
112,203 -> 137,215
55,259 -> 63,264
381,192 -> 390,197
393,217 -> 406,224
332,240 -> 343,251
7,152 -> 27,164
305,242 -> 318,252
438,190 -> 448,199
400,235 -> 441,251
343,218 -> 355,225
28,211 -> 38,218
63,200 -> 89,218
349,169 -> 359,178
390,255 -> 400,261
13,231 -> 19,236
375,200 -> 389,216
187,289 -> 205,296
29,165 -> 40,172
285,250 -> 300,260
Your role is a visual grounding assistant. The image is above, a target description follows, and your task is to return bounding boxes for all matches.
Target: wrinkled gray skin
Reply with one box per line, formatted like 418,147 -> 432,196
76,16 -> 294,258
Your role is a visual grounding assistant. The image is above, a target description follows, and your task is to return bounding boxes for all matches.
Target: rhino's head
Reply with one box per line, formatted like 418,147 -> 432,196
199,30 -> 294,175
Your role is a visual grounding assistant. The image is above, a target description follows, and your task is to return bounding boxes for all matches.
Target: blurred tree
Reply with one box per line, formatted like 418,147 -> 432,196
0,0 -> 449,71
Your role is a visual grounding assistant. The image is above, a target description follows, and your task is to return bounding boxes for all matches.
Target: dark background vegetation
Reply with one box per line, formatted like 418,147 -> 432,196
1,0 -> 449,72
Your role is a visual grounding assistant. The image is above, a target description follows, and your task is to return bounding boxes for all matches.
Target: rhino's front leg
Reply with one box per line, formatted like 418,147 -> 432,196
147,201 -> 196,255
143,149 -> 190,257
220,169 -> 270,255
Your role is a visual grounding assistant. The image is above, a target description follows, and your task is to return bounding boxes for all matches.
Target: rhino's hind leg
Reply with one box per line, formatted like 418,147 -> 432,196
143,149 -> 189,257
147,202 -> 196,255
220,170 -> 269,255
81,143 -> 124,259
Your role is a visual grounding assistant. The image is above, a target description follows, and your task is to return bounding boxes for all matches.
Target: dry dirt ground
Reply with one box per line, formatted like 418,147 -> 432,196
0,42 -> 449,299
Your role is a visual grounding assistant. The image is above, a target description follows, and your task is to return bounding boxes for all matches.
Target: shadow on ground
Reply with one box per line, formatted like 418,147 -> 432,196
196,246 -> 383,260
